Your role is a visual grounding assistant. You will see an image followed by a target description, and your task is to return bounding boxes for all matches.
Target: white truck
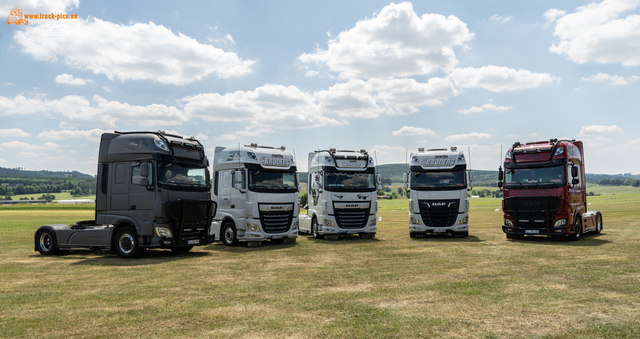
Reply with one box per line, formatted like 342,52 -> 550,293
402,147 -> 474,238
209,143 -> 299,247
300,149 -> 380,240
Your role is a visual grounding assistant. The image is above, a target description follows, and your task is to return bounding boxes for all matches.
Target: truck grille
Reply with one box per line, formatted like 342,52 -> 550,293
333,202 -> 370,229
259,211 -> 293,234
418,200 -> 459,227
170,199 -> 216,245
503,196 -> 560,229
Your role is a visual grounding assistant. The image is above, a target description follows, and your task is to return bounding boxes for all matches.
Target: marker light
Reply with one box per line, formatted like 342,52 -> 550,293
555,147 -> 565,156
504,219 -> 513,226
154,139 -> 169,152
505,151 -> 512,159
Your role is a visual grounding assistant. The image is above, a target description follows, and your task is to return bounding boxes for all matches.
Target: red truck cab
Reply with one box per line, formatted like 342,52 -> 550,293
498,139 -> 603,240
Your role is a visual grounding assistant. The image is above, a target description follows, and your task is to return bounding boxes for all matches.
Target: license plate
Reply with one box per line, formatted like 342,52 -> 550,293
433,229 -> 446,233
347,230 -> 358,234
271,235 -> 283,239
188,239 -> 200,245
525,230 -> 539,234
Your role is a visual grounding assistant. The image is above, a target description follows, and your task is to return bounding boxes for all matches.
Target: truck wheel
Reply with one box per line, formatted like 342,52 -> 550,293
115,226 -> 146,258
595,213 -> 603,234
311,218 -> 323,239
37,229 -> 58,255
171,245 -> 194,253
569,217 -> 583,241
222,222 -> 238,246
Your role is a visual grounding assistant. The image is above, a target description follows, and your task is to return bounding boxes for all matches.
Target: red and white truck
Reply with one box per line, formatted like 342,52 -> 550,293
498,139 -> 603,240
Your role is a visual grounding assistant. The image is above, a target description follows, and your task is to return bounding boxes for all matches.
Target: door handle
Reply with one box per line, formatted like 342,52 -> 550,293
130,205 -> 137,210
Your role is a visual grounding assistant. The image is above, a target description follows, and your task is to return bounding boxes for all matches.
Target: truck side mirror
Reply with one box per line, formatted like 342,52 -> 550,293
140,163 -> 148,177
402,183 -> 408,190
376,174 -> 381,184
498,167 -> 503,181
312,182 -> 320,191
571,165 -> 578,178
234,183 -> 243,191
377,184 -> 382,191
233,170 -> 242,183
572,178 -> 579,185
402,173 -> 408,183
498,182 -> 503,188
469,171 -> 475,182
140,178 -> 149,186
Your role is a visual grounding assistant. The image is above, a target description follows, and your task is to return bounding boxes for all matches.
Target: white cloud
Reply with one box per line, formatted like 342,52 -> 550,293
626,139 -> 640,146
0,158 -> 6,164
579,124 -> 623,136
37,128 -> 109,140
449,66 -> 557,92
548,0 -> 640,66
0,128 -> 30,137
0,94 -> 187,127
55,73 -> 91,85
0,141 -> 61,150
298,2 -> 474,79
543,9 -> 567,27
580,73 -> 639,85
216,127 -> 275,141
392,126 -> 437,136
458,103 -> 513,114
490,14 -> 513,23
369,145 -> 408,164
444,132 -> 492,143
194,133 -> 209,141
14,18 -> 255,85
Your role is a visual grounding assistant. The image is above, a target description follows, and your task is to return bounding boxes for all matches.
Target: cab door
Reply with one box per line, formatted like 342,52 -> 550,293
129,161 -> 154,221
219,171 -> 231,209
567,163 -> 586,226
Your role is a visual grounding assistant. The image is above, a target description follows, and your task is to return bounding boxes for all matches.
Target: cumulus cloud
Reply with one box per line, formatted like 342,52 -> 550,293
37,128 -> 109,140
369,145 -> 408,164
449,66 -> 557,92
0,94 -> 187,127
0,141 -> 61,150
0,128 -> 30,138
543,9 -> 567,27
458,103 -> 513,114
55,73 -> 91,85
0,158 -> 6,164
490,14 -> 513,23
626,139 -> 640,146
14,18 -> 255,85
548,0 -> 640,66
444,132 -> 491,143
217,128 -> 276,141
580,73 -> 639,85
298,2 -> 474,79
391,126 -> 437,136
579,124 -> 623,136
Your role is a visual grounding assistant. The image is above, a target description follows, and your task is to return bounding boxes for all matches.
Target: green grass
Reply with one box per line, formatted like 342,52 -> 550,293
6,190 -> 95,201
1,188 -> 640,338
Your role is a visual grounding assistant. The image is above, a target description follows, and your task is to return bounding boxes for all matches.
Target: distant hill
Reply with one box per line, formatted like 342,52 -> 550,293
0,167 -> 93,179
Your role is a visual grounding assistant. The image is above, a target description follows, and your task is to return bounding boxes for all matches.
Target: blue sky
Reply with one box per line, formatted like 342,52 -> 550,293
1,0 -> 639,175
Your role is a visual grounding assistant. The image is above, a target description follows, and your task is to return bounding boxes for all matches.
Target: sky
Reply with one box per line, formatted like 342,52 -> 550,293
1,0 -> 639,175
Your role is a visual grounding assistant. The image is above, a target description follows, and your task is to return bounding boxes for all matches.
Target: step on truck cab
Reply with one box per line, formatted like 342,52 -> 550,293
35,131 -> 216,258
498,139 -> 603,240
299,149 -> 381,240
403,147 -> 474,238
210,143 -> 299,247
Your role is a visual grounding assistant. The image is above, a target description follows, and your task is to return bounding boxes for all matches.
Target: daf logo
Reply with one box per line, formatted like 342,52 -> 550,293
271,206 -> 285,210
346,204 -> 358,208
432,202 -> 447,207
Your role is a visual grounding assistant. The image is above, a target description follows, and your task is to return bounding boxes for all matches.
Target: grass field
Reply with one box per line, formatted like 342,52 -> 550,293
1,188 -> 639,338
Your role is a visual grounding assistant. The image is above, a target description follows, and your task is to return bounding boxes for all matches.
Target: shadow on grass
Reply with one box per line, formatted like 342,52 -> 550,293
506,232 -> 611,246
409,234 -> 483,243
302,234 -> 383,245
53,249 -> 212,266
204,239 -> 300,252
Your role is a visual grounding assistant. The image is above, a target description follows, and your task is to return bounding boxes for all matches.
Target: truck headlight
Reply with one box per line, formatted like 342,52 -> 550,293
155,227 -> 173,238
410,217 -> 421,225
324,219 -> 335,227
554,219 -> 567,227
248,223 -> 261,232
458,217 -> 468,225
291,221 -> 299,230
368,218 -> 376,226
504,218 -> 513,227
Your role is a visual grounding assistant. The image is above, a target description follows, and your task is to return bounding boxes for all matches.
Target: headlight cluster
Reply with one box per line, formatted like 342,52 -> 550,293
504,218 -> 513,226
458,217 -> 468,225
554,219 -> 567,227
368,218 -> 377,226
410,217 -> 421,225
248,223 -> 261,232
291,221 -> 299,230
324,219 -> 335,227
155,227 -> 173,238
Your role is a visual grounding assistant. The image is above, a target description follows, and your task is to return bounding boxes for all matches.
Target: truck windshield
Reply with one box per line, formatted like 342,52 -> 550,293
157,162 -> 209,191
411,170 -> 466,191
248,169 -> 297,193
324,171 -> 376,191
505,165 -> 566,188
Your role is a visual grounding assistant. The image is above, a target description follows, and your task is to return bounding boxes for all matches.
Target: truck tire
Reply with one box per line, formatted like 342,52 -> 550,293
115,226 -> 146,258
311,218 -> 323,239
569,217 -> 582,241
171,245 -> 194,253
36,229 -> 59,255
595,213 -> 603,234
221,222 -> 238,246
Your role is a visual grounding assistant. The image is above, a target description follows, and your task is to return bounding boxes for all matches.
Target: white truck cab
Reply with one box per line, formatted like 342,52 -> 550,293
300,149 -> 381,240
403,147 -> 474,238
210,143 -> 299,247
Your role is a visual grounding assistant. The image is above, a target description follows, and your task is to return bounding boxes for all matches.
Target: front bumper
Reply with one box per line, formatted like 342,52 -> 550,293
237,218 -> 299,242
502,225 -> 568,236
409,212 -> 468,233
317,215 -> 377,235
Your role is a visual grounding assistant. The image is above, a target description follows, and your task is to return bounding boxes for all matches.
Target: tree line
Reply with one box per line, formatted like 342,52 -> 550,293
0,176 -> 96,199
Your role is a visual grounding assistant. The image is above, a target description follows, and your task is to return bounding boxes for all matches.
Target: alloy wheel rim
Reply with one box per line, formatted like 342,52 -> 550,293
119,234 -> 134,254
